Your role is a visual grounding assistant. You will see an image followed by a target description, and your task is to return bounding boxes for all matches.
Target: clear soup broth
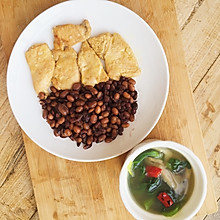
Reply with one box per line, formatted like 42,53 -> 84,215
128,148 -> 194,217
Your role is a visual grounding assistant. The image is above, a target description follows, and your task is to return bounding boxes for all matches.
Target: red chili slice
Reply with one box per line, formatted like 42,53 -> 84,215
146,165 -> 162,178
157,192 -> 174,208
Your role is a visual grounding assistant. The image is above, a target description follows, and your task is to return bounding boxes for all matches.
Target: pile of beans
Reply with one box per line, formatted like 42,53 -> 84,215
38,76 -> 138,149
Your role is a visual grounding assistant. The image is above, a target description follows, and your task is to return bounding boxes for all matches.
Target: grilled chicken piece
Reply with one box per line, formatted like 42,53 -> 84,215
53,20 -> 91,50
105,33 -> 141,80
77,41 -> 109,86
88,32 -> 112,59
25,43 -> 55,95
88,32 -> 141,80
52,47 -> 80,90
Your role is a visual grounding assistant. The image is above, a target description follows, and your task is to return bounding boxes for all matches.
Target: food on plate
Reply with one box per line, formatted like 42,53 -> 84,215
77,41 -> 109,86
25,43 -> 55,94
26,20 -> 141,149
89,32 -> 141,80
53,19 -> 91,50
88,32 -> 112,59
52,47 -> 80,90
128,148 -> 193,216
39,77 -> 138,149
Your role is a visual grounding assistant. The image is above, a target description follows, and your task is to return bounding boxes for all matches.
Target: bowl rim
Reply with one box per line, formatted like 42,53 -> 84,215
119,139 -> 207,220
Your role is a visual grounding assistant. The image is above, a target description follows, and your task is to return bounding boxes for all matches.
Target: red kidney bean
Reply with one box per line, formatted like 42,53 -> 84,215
83,123 -> 90,130
101,118 -> 109,124
48,113 -> 54,120
129,78 -> 136,85
95,106 -> 101,114
87,129 -> 92,136
64,129 -> 72,137
43,109 -> 48,119
101,111 -> 109,117
85,93 -> 92,99
38,92 -> 45,100
50,120 -> 55,128
87,136 -> 93,145
60,90 -> 69,98
98,134 -> 106,142
88,101 -> 97,108
58,103 -> 69,116
98,101 -> 103,106
72,82 -> 81,90
129,84 -> 135,92
39,76 -> 138,149
76,100 -> 85,106
67,102 -> 72,108
88,108 -> 94,113
114,93 -> 120,100
105,137 -> 113,143
50,86 -> 57,93
129,115 -> 135,122
111,116 -> 117,124
73,126 -> 81,134
67,95 -> 74,102
112,107 -> 119,115
76,106 -> 83,113
122,123 -> 130,128
97,91 -> 103,99
123,92 -> 131,99
90,115 -> 97,124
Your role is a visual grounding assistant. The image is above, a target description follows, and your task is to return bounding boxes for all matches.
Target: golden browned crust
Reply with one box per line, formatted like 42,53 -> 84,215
52,47 -> 80,90
53,20 -> 91,50
77,41 -> 109,86
105,33 -> 141,80
25,43 -> 55,94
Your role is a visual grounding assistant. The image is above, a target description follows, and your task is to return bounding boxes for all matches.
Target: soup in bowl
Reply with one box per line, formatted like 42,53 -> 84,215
119,140 -> 207,220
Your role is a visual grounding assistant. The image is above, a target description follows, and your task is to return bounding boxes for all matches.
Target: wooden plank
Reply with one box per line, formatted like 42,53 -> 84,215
0,152 -> 36,219
23,133 -> 130,219
179,0 -> 220,90
22,0 -> 216,218
0,0 -> 218,219
174,0 -> 203,30
194,55 -> 220,197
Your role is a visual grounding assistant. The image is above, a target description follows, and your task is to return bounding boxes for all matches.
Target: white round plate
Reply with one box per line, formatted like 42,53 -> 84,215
7,0 -> 169,161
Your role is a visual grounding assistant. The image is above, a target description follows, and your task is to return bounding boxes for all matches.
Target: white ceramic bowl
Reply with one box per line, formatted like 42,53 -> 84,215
119,139 -> 207,220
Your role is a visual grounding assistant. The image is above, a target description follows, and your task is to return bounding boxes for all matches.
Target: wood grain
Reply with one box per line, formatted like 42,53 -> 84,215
24,0 -> 217,218
179,0 -> 220,90
0,0 -> 219,219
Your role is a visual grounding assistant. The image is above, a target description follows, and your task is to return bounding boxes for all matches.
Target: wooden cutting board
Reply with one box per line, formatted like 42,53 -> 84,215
21,0 -> 217,219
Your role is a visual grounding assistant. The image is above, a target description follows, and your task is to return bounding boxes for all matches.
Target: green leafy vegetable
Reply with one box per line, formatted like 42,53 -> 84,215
144,198 -> 154,210
166,189 -> 179,203
162,204 -> 180,217
133,149 -> 164,169
147,176 -> 162,192
166,158 -> 191,173
127,161 -> 134,176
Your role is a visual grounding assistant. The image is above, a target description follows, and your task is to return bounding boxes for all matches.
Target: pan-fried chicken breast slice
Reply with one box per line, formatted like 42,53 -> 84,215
52,47 -> 80,90
78,41 -> 109,86
25,43 -> 55,95
53,20 -> 91,50
104,33 -> 141,80
88,33 -> 112,59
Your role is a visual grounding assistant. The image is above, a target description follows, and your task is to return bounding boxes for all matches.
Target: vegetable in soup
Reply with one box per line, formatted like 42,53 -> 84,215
128,148 -> 194,217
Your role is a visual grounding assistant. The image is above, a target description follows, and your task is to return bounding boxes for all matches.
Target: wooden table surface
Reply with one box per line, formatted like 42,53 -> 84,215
0,0 -> 219,219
